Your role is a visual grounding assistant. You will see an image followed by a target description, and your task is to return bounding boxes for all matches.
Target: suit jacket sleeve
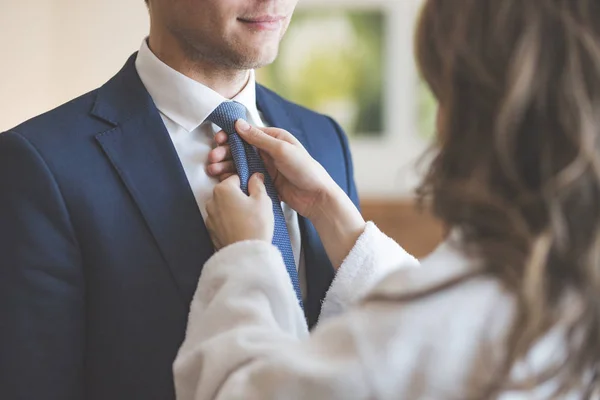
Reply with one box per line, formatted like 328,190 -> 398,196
0,131 -> 85,399
173,224 -> 422,400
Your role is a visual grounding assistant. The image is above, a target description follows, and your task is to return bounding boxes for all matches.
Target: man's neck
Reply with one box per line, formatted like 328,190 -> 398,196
147,33 -> 250,99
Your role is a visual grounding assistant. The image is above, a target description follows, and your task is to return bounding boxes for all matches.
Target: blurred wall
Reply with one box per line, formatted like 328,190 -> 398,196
1,0 -> 58,130
0,0 -> 149,131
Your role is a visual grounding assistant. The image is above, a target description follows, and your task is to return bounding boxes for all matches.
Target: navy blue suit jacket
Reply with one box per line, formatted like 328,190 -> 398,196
0,54 -> 359,399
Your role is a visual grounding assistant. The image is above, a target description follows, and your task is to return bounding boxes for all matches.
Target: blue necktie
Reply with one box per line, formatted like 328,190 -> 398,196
207,102 -> 303,307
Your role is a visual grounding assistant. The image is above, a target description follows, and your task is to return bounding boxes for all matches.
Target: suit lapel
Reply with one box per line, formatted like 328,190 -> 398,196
256,85 -> 335,327
92,54 -> 213,306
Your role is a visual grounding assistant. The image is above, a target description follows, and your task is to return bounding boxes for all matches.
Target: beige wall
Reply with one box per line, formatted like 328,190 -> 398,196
1,0 -> 57,129
0,0 -> 148,130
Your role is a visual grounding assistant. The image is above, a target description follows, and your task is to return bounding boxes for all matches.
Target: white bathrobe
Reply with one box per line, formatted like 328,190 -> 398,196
173,223 -> 583,399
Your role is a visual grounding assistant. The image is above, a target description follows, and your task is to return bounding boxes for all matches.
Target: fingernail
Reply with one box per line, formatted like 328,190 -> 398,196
237,119 -> 251,131
257,173 -> 264,182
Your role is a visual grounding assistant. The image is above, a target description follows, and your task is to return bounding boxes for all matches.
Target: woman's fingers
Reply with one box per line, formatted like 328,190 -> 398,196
218,173 -> 235,182
235,120 -> 300,153
209,132 -> 235,180
208,144 -> 232,164
214,130 -> 228,146
259,151 -> 278,182
260,126 -> 301,146
235,120 -> 280,153
220,174 -> 241,190
207,161 -> 235,177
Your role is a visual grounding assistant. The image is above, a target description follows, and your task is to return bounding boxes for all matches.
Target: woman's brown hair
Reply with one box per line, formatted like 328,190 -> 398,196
415,0 -> 600,397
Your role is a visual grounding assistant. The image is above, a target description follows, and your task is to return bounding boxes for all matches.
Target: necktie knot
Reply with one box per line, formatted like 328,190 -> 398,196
207,101 -> 248,135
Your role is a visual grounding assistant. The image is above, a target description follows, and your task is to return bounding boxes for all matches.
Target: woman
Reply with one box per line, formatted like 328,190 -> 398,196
174,0 -> 600,398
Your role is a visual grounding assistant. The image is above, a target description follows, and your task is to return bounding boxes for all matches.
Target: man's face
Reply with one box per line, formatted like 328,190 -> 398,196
152,0 -> 298,69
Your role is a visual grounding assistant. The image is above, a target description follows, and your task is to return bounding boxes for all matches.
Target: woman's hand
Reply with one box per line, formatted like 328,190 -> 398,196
208,121 -> 338,220
207,130 -> 236,181
205,173 -> 274,250
208,122 -> 367,269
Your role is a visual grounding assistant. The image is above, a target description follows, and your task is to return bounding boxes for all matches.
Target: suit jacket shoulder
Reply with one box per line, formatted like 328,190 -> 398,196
8,90 -> 103,142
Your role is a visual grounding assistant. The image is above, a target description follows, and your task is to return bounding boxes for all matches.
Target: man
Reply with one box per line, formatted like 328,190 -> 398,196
0,0 -> 359,399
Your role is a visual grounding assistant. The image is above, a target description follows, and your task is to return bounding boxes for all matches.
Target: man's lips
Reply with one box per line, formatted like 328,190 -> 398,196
238,15 -> 285,31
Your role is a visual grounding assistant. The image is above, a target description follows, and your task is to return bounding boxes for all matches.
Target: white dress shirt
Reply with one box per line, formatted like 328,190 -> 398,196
174,223 -> 582,399
134,39 -> 306,298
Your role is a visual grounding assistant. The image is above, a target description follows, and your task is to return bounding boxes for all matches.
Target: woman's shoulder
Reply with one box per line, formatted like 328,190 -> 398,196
370,237 -> 511,305
364,238 -> 517,353
347,242 -> 518,398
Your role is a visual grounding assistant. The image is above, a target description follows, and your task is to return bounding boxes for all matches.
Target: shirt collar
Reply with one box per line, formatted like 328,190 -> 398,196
135,38 -> 262,132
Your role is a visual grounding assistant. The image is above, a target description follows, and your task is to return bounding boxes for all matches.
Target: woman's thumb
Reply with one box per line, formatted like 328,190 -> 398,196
249,173 -> 267,198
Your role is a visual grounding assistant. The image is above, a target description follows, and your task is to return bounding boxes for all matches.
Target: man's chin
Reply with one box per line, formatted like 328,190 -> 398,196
229,50 -> 279,70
